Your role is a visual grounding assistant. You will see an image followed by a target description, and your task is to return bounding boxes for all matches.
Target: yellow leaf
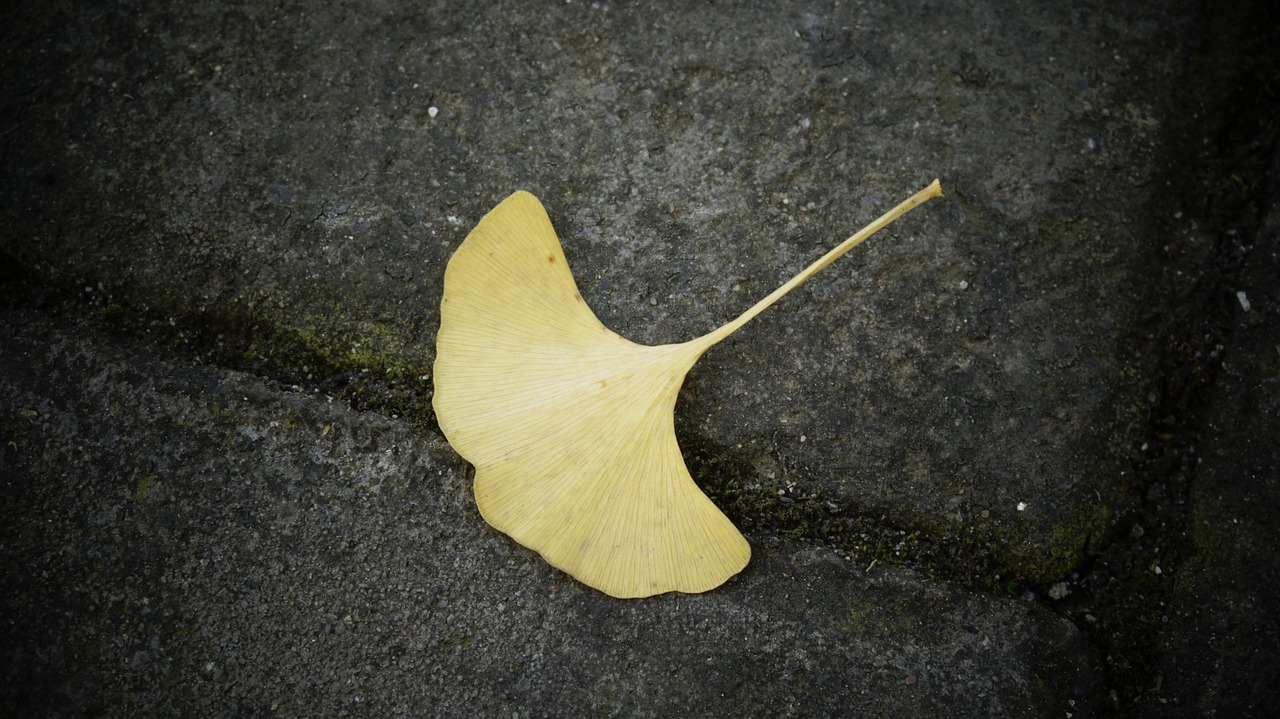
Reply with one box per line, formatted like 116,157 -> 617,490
434,181 -> 942,598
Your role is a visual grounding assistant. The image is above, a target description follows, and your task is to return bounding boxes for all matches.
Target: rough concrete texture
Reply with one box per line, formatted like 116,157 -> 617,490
1139,152 -> 1280,715
2,0 -> 1277,716
0,0 -> 1192,583
0,312 -> 1095,716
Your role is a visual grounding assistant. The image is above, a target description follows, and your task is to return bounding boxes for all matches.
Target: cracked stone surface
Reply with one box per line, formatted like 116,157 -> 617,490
2,0 -> 1192,588
0,311 -> 1094,716
2,0 -> 1277,715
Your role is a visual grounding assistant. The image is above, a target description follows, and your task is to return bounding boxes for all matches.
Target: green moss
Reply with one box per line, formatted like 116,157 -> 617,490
238,304 -> 435,426
134,474 -> 157,501
438,634 -> 473,649
844,596 -> 917,638
846,599 -> 875,629
693,443 -> 1122,597
996,500 -> 1113,587
243,305 -> 425,381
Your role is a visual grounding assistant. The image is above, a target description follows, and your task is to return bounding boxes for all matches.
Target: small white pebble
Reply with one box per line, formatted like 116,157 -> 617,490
1016,502 -> 1027,511
1236,290 -> 1251,312
800,435 -> 806,443
428,106 -> 439,118
959,280 -> 969,290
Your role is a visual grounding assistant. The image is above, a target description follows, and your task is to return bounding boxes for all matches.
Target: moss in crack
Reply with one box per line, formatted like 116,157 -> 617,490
54,277 -> 440,430
984,499 -> 1113,590
1062,516 -> 1184,709
133,474 -> 158,501
689,441 -> 1116,598
237,305 -> 435,428
240,306 -> 419,378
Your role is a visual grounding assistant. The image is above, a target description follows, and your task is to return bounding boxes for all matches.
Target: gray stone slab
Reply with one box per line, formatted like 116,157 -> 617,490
0,311 -> 1098,717
1141,155 -> 1280,715
0,0 -> 1200,586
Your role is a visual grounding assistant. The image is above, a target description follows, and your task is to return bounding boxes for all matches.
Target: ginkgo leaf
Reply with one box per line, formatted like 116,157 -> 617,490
433,180 -> 943,598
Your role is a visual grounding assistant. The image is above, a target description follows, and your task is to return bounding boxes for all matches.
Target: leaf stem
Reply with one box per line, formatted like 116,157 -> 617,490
698,179 -> 943,347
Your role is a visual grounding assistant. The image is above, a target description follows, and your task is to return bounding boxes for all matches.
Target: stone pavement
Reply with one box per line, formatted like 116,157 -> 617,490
2,1 -> 1276,716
